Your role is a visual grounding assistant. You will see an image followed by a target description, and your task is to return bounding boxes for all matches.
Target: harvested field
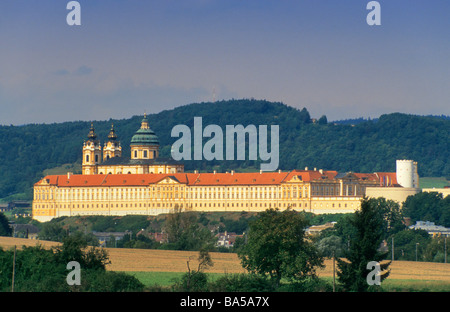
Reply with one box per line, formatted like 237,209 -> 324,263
2,237 -> 450,282
318,259 -> 450,282
105,248 -> 246,274
0,237 -> 245,274
0,237 -> 60,250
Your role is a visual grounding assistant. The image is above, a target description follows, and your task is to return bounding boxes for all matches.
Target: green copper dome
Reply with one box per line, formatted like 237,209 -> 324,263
130,114 -> 159,146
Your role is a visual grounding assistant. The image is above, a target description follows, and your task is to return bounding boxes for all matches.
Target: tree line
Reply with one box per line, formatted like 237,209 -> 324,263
0,235 -> 144,292
1,99 -> 449,201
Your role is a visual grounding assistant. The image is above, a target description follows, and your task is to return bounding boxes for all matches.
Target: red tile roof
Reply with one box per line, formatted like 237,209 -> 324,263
285,170 -> 339,182
35,170 -> 396,187
375,172 -> 399,186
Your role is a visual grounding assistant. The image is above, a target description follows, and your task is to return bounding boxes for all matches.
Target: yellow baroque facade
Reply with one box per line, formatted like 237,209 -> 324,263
32,170 -> 396,222
32,115 -> 413,222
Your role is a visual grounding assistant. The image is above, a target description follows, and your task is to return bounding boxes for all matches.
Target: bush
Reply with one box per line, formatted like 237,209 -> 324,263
172,271 -> 209,292
277,278 -> 333,292
208,273 -> 274,292
0,237 -> 144,292
83,270 -> 145,292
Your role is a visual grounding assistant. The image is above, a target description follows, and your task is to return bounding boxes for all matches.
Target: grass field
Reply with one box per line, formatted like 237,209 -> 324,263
2,237 -> 450,291
419,177 -> 450,189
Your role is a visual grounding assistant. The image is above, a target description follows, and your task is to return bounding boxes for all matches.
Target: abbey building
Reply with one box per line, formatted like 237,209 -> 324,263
82,114 -> 184,175
32,116 -> 420,222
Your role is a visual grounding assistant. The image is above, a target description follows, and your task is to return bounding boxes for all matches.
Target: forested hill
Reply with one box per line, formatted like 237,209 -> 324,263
0,99 -> 449,201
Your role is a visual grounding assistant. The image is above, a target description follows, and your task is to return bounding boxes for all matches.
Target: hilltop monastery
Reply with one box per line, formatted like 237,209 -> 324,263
32,115 -> 421,222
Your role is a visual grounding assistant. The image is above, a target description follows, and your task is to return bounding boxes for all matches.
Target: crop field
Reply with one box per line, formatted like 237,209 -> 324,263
2,237 -> 450,290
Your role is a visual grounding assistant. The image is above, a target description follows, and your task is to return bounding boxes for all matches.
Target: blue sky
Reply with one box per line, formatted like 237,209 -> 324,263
0,1 -> 449,125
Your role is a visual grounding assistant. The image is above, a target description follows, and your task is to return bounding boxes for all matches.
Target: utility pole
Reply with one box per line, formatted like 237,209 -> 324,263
392,237 -> 394,262
445,237 -> 447,264
332,251 -> 336,292
416,243 -> 419,262
11,245 -> 16,292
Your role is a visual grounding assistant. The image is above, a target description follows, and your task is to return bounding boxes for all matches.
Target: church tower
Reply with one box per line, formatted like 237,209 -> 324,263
82,123 -> 102,175
130,113 -> 160,160
103,123 -> 122,161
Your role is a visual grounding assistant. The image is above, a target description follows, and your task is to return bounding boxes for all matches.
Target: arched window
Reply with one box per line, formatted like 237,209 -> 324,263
86,155 -> 89,163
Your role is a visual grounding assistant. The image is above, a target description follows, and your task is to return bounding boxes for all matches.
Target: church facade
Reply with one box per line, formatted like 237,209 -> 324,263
32,115 -> 413,222
82,114 -> 184,175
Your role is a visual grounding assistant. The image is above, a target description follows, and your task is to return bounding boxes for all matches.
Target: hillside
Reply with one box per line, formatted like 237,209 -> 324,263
0,99 -> 449,201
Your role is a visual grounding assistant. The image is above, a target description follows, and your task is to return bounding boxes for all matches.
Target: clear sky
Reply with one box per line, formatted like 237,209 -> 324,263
0,0 -> 449,125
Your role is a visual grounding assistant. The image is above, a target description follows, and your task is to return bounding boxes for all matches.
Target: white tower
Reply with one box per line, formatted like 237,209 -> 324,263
396,160 -> 419,188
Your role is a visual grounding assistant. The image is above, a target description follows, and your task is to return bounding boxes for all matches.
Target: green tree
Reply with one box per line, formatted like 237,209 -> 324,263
318,115 -> 328,125
403,192 -> 442,223
0,245 -> 68,292
389,229 -> 430,261
403,192 -> 450,227
237,208 -> 323,288
370,197 -> 405,237
164,208 -> 216,251
423,235 -> 449,263
316,235 -> 345,258
209,273 -> 274,292
0,238 -> 143,292
0,213 -> 12,236
336,198 -> 391,291
173,248 -> 214,292
53,235 -> 110,270
38,222 -> 68,242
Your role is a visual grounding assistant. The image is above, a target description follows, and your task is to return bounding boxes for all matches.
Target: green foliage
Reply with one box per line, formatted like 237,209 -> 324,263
82,270 -> 144,292
1,99 -> 449,201
38,222 -> 68,242
238,208 -> 324,287
0,213 -> 12,236
0,238 -> 143,292
89,215 -> 150,233
316,235 -> 345,258
389,229 -> 431,261
367,197 -> 405,238
403,192 -> 450,227
423,235 -> 449,263
277,277 -> 333,292
322,198 -> 404,252
172,270 -> 209,292
53,235 -> 110,270
336,198 -> 392,292
208,273 -> 275,292
218,215 -> 255,234
164,208 -> 217,251
121,232 -> 159,249
172,249 -> 214,292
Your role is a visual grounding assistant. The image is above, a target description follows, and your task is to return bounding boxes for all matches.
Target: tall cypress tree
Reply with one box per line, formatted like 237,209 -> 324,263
336,197 -> 391,291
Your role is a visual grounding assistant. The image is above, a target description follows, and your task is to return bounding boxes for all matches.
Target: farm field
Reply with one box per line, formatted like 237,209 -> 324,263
2,237 -> 450,290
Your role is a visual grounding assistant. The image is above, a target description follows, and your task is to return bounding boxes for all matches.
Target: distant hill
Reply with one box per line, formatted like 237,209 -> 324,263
0,99 -> 449,201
